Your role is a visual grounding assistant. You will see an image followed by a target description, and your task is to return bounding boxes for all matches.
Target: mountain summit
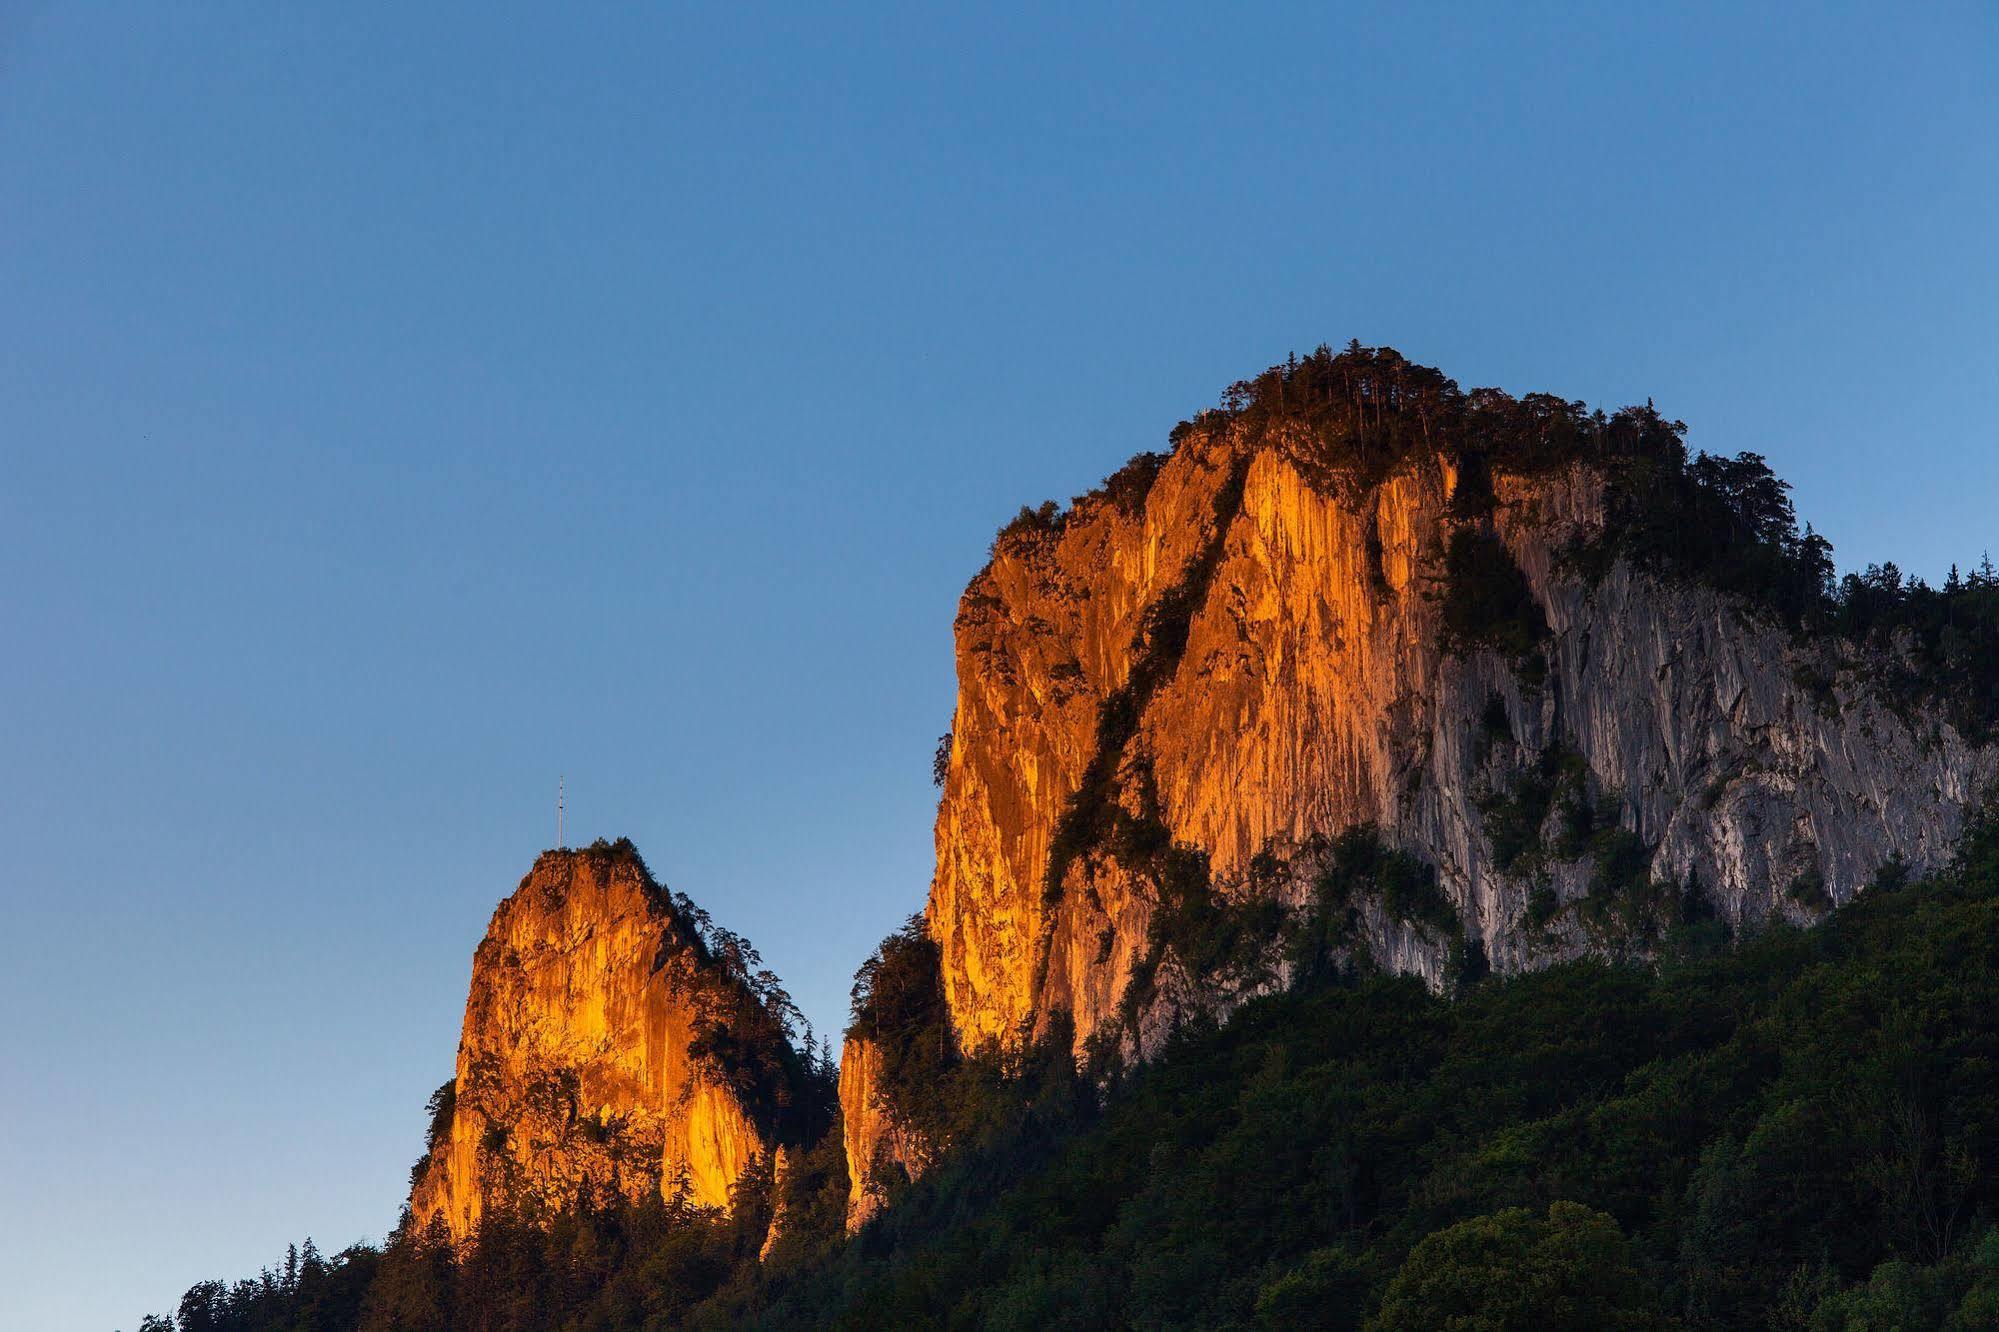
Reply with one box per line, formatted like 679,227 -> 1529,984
408,840 -> 827,1244
842,342 -> 1997,1212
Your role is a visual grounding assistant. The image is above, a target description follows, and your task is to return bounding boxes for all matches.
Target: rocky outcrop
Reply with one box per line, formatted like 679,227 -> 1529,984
918,407 -> 1995,1073
757,1146 -> 794,1261
839,371 -> 1999,1210
838,1037 -> 933,1231
410,841 -> 805,1241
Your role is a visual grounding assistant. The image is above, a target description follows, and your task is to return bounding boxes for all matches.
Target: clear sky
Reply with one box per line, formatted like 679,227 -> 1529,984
2,4 -> 1994,1326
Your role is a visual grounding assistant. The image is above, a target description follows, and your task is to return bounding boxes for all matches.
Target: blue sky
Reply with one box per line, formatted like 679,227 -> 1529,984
2,3 -> 1994,1326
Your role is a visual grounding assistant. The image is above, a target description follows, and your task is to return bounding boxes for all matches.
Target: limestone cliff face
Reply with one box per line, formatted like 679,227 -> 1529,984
920,424 -> 1995,1067
926,428 -> 1247,1056
837,1036 -> 937,1231
410,842 -> 797,1241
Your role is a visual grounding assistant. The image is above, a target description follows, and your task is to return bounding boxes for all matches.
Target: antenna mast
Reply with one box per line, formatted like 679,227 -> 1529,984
558,775 -> 565,849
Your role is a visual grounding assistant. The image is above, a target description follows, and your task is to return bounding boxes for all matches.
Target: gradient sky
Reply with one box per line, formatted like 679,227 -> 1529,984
2,4 -> 1995,1326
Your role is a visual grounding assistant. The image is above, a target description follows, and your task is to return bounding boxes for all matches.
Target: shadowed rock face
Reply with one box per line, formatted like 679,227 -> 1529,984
917,421 -> 1995,1070
410,844 -> 785,1241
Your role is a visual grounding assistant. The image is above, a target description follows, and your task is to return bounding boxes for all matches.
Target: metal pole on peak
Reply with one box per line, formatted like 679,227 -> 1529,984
558,775 -> 565,849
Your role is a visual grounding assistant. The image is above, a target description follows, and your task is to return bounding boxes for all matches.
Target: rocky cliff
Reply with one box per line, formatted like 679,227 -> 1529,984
410,840 -> 814,1242
838,1037 -> 931,1230
841,347 -> 1996,1211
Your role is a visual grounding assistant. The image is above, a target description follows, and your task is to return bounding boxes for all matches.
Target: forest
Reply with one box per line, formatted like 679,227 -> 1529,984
135,806 -> 1999,1330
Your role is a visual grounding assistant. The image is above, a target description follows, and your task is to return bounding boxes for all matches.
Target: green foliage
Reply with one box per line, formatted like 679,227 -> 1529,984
1078,449 -> 1167,515
1479,745 -> 1587,873
1357,826 -> 1457,932
1477,750 -> 1681,950
1191,342 -> 1647,493
845,915 -> 990,1152
995,499 -> 1064,547
1477,693 -> 1514,762
145,809 -> 1999,1331
145,1239 -> 380,1332
1789,868 -> 1832,914
1449,933 -> 1493,992
364,1193 -> 753,1332
1585,832 -> 1672,928
1257,1246 -> 1368,1328
1828,557 -> 1999,742
842,916 -> 1090,1198
1591,447 -> 1833,626
1526,884 -> 1562,933
1806,1258 -> 1958,1330
423,1079 -> 455,1153
1134,836 -> 1279,982
1283,827 -> 1461,986
1042,687 -> 1141,903
1369,1202 -> 1674,1331
732,808 -> 1999,1329
757,1129 -> 854,1274
1439,528 -> 1549,663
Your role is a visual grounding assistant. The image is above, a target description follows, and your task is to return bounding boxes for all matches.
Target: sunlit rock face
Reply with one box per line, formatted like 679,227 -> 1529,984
921,423 -> 1996,1063
837,1036 -> 936,1232
410,843 -> 781,1241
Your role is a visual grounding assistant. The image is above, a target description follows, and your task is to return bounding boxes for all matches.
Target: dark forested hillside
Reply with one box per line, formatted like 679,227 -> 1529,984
135,809 -> 1999,1330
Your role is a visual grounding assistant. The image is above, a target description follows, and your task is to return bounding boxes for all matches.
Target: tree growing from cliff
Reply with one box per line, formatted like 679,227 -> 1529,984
1437,528 -> 1549,664
666,901 -> 831,1146
848,915 -> 961,1145
422,1079 -> 454,1152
